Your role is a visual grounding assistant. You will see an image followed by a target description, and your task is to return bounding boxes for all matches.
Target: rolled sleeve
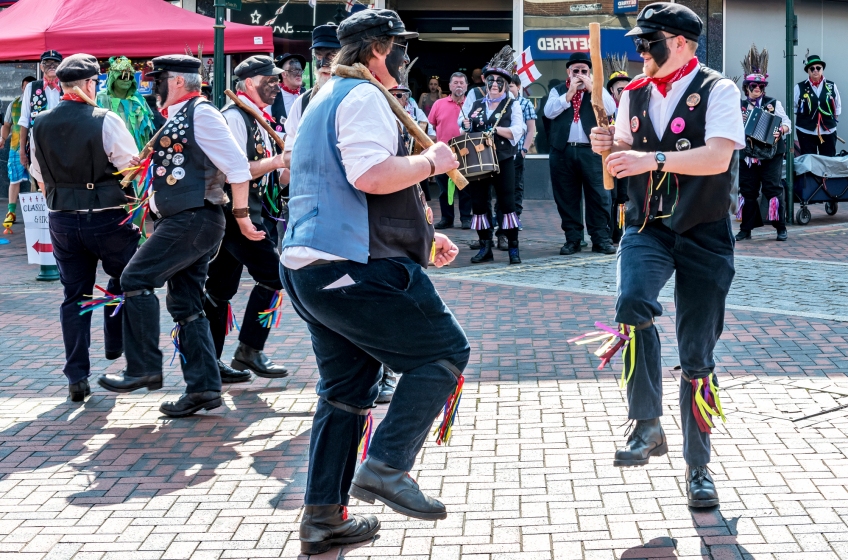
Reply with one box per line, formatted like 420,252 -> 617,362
544,88 -> 568,119
614,91 -> 633,146
18,83 -> 32,128
337,84 -> 397,186
194,103 -> 251,184
704,79 -> 746,149
505,99 -> 526,146
102,112 -> 139,172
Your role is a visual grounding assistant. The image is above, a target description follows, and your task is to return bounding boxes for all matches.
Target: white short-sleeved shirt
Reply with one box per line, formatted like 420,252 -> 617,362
544,86 -> 618,144
18,82 -> 61,129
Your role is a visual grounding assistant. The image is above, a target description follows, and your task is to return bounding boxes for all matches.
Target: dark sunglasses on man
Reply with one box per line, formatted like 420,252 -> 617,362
808,65 -> 823,72
632,34 -> 678,54
392,92 -> 406,99
571,68 -> 589,76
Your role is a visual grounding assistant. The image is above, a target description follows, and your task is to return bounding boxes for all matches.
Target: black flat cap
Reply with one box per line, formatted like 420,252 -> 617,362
146,55 -> 201,78
41,50 -> 63,62
338,9 -> 418,46
234,55 -> 283,80
275,53 -> 306,69
566,52 -> 592,69
312,24 -> 341,50
56,53 -> 99,82
625,2 -> 703,42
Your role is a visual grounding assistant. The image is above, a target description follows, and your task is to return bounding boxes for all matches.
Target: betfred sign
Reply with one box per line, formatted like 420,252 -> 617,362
524,29 -> 639,61
614,0 -> 639,13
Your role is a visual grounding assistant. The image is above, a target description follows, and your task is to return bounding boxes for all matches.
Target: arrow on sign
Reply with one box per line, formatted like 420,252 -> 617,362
32,241 -> 53,253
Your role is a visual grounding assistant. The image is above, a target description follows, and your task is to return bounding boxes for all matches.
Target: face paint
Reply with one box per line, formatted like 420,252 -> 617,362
154,76 -> 170,108
644,32 -> 672,68
314,48 -> 338,70
256,76 -> 280,106
385,42 -> 407,85
112,78 -> 134,99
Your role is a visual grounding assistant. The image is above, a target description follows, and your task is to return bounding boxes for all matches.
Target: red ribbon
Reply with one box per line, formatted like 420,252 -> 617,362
565,80 -> 584,123
160,92 -> 202,118
236,91 -> 273,122
810,76 -> 824,87
44,78 -> 60,90
625,57 -> 699,98
281,84 -> 301,95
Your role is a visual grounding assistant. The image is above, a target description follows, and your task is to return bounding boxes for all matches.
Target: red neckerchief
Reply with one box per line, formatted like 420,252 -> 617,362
810,76 -> 824,87
61,93 -> 85,103
625,57 -> 699,98
281,84 -> 301,95
160,92 -> 202,118
236,91 -> 273,122
44,78 -> 60,90
565,80 -> 584,123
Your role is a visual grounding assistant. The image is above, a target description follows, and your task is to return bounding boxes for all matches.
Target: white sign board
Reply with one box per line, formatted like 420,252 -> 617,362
18,192 -> 56,266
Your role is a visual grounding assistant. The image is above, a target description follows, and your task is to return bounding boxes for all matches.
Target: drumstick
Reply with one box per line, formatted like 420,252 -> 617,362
72,86 -> 97,107
589,23 -> 615,191
334,63 -> 469,190
224,89 -> 286,151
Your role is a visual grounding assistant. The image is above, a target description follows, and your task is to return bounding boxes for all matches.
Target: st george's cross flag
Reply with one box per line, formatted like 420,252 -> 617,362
514,47 -> 541,88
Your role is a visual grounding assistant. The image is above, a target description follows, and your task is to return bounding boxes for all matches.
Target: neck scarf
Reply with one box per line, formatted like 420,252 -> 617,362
747,96 -> 762,108
485,92 -> 506,106
625,57 -> 699,98
161,92 -> 202,118
237,91 -> 273,122
281,84 -> 300,95
565,80 -> 584,123
61,93 -> 85,103
810,76 -> 824,87
44,77 -> 60,90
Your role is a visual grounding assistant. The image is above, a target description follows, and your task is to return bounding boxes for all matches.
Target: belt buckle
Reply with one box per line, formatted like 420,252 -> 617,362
86,183 -> 94,190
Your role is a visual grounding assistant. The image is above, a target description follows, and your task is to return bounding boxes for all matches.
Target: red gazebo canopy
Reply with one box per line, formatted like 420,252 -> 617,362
0,0 -> 273,61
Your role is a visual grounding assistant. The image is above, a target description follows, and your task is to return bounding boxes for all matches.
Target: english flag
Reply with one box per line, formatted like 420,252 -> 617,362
345,0 -> 355,11
514,47 -> 541,88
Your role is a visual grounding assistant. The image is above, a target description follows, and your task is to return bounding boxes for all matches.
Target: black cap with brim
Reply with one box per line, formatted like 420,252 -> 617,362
41,50 -> 63,62
482,66 -> 512,81
566,51 -> 592,69
312,24 -> 341,50
804,55 -> 826,72
234,55 -> 283,80
275,53 -> 306,69
147,55 -> 201,78
56,53 -> 99,82
337,9 -> 418,46
625,2 -> 703,42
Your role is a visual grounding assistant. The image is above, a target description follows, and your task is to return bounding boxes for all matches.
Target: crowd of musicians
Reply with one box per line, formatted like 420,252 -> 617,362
7,2 -> 844,554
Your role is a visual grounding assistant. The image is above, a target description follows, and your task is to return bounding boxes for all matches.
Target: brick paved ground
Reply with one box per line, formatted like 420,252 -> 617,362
1,197 -> 848,559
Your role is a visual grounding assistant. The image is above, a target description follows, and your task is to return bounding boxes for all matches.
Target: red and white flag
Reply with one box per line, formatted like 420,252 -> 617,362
514,47 -> 541,88
345,0 -> 355,11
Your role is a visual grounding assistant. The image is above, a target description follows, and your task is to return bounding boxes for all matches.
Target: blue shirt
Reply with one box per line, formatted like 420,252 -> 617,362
516,96 -> 537,149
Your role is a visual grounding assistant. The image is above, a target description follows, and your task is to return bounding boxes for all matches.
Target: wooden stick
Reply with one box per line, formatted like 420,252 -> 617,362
224,90 -> 285,151
120,128 -> 164,187
72,86 -> 97,107
334,63 -> 469,190
589,23 -> 615,191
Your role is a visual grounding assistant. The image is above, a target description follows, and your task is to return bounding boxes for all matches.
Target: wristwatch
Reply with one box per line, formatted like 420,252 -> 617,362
654,151 -> 666,173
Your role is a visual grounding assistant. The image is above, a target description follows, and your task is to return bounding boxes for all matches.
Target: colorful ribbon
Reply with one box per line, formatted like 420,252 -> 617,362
568,322 -> 636,387
78,285 -> 124,317
735,195 -> 744,220
358,410 -> 373,462
447,178 -> 456,205
501,212 -> 520,230
434,374 -> 464,445
617,204 -> 626,230
258,290 -> 284,329
170,324 -> 186,366
691,373 -> 726,433
768,196 -> 780,222
470,214 -> 490,231
226,302 -> 240,335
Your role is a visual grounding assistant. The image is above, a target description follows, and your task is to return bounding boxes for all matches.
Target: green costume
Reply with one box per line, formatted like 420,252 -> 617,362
96,56 -> 155,150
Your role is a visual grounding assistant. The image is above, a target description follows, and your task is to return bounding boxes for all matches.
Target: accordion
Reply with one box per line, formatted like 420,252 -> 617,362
743,107 -> 782,160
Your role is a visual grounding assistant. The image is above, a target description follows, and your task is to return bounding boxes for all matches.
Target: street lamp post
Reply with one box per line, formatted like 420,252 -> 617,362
785,0 -> 796,223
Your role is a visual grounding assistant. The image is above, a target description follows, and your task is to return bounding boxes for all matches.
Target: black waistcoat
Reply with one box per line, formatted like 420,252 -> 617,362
149,97 -> 226,219
795,79 -> 838,131
548,84 -> 597,151
27,80 -> 62,126
741,96 -> 786,156
270,86 -> 304,133
222,105 -> 268,224
32,101 -> 127,211
626,66 -> 737,234
366,130 -> 435,268
299,87 -> 315,115
468,97 -> 517,161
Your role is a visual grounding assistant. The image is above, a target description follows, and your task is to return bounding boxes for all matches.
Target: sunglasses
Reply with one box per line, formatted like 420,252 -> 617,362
284,69 -> 304,77
41,61 -> 59,69
748,84 -> 763,91
393,41 -> 408,57
392,92 -> 406,99
570,68 -> 590,75
633,35 -> 676,54
809,65 -> 823,72
486,77 -> 506,88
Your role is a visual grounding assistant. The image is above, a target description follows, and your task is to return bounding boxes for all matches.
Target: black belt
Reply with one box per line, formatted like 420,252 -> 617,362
566,142 -> 592,147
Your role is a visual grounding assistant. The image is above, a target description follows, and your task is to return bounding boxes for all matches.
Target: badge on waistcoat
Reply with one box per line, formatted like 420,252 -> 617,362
686,93 -> 700,110
160,136 -> 172,148
630,116 -> 639,133
156,166 -> 167,177
172,154 -> 185,166
670,117 -> 686,134
172,167 -> 185,180
676,138 -> 691,151
166,175 -> 177,185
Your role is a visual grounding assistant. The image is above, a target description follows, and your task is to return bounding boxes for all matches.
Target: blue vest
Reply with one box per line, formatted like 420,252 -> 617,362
283,77 -> 371,263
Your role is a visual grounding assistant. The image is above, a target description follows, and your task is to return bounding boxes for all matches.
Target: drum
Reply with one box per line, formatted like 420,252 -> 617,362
449,131 -> 499,180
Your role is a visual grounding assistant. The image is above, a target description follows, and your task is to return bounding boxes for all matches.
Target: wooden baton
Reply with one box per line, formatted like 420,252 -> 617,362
224,89 -> 286,151
334,63 -> 469,190
72,86 -> 97,108
589,23 -> 615,191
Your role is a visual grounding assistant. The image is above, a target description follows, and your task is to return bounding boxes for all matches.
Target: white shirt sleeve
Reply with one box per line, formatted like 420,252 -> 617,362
458,95 -> 474,130
222,106 -> 249,153
704,79 -> 746,149
336,84 -> 398,186
504,99 -> 526,146
283,93 -> 305,153
4,101 -> 12,124
793,84 -> 800,113
18,82 -> 32,128
544,86 -> 569,119
773,100 -> 792,133
102,111 -> 140,172
602,89 -> 617,122
193,102 -> 251,184
29,134 -> 41,182
614,90 -> 633,146
833,83 -> 841,116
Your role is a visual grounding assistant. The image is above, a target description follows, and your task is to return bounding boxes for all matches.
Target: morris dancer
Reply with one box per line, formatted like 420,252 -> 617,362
460,47 -> 526,264
30,54 -> 140,402
19,51 -> 64,175
589,2 -> 744,508
203,55 -> 290,384
99,55 -> 263,418
736,46 -> 790,242
794,54 -> 841,157
281,9 -> 469,554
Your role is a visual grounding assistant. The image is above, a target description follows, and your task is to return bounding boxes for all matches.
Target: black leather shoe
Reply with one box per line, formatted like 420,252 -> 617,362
219,360 -> 251,384
69,379 -> 90,402
231,343 -> 288,379
434,218 -> 453,230
560,242 -> 581,255
592,242 -> 616,255
105,349 -> 123,361
300,505 -> 380,555
98,370 -> 163,393
375,366 -> 398,404
350,457 -> 447,520
613,418 -> 668,467
686,465 -> 719,508
735,230 -> 751,241
470,240 -> 494,263
497,234 -> 508,251
159,391 -> 222,418
460,219 -> 472,230
776,229 -> 788,241
508,240 -> 521,264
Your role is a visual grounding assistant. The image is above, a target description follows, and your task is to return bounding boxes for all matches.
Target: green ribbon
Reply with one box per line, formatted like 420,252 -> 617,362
448,178 -> 456,205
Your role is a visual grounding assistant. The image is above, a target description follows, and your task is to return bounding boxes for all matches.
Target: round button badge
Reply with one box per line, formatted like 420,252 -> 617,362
172,154 -> 185,166
172,167 -> 186,180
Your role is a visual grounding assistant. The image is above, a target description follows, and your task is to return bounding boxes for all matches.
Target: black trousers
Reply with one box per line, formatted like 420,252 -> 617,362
550,145 -> 612,245
739,155 -> 786,232
48,209 -> 140,383
120,203 -> 226,393
797,130 -> 837,157
609,177 -> 629,244
435,173 -> 472,224
495,152 -> 526,228
470,156 -> 517,241
204,211 -> 284,358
